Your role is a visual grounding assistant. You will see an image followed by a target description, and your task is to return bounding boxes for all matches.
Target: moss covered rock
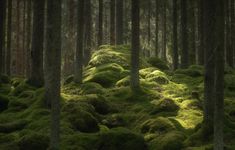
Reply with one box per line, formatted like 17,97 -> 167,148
147,57 -> 169,70
175,65 -> 203,77
63,101 -> 99,133
98,127 -> 147,150
151,98 -> 179,114
18,132 -> 49,150
149,131 -> 186,150
146,70 -> 169,84
141,117 -> 175,134
0,94 -> 9,112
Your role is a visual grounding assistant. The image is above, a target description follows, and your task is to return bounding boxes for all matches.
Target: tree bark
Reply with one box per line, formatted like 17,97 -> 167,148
231,0 -> 235,67
155,0 -> 159,57
131,0 -> 140,90
162,0 -> 167,61
110,0 -> 115,45
198,0 -> 204,65
116,0 -> 123,45
181,0 -> 189,68
26,0 -> 32,78
203,0 -> 216,137
28,0 -> 45,87
74,0 -> 85,84
98,0 -> 103,46
214,0 -> 225,149
45,0 -> 62,148
0,0 -> 6,74
173,0 -> 178,70
6,0 -> 12,75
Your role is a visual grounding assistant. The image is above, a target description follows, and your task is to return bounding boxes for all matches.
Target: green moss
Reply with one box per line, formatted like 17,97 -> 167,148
0,75 -> 10,84
0,84 -> 12,95
62,101 -> 99,133
151,98 -> 179,114
0,120 -> 28,133
10,81 -> 35,97
147,57 -> 169,70
63,75 -> 74,85
98,127 -> 147,150
145,70 -> 169,84
18,131 -> 49,150
80,82 -> 104,95
149,131 -> 186,150
140,67 -> 158,78
225,74 -> 235,91
141,117 -> 175,134
175,65 -> 203,77
0,94 -> 9,112
102,114 -> 125,128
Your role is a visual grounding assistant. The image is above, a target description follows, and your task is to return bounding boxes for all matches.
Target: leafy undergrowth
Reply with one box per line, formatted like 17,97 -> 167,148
0,45 -> 235,150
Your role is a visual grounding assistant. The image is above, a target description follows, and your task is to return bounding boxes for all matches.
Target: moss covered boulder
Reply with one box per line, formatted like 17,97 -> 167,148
147,57 -> 169,70
98,128 -> 147,150
145,70 -> 169,84
18,132 -> 49,150
151,98 -> 179,114
63,101 -> 99,133
149,131 -> 186,150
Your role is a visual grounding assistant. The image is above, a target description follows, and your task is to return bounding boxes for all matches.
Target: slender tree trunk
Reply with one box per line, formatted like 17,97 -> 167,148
84,0 -> 92,65
98,0 -> 103,46
231,0 -> 235,67
203,0 -> 216,137
181,0 -> 188,68
6,0 -> 12,76
74,0 -> 84,84
198,0 -> 204,65
191,1 -> 196,65
173,0 -> 178,70
26,0 -> 32,77
45,0 -> 62,148
225,0 -> 233,67
16,0 -> 21,75
162,0 -> 167,61
28,0 -> 45,87
155,0 -> 159,57
22,0 -> 26,75
131,0 -> 140,90
214,0 -> 225,149
116,0 -> 123,45
0,0 -> 6,74
110,0 -> 115,45
147,0 -> 151,45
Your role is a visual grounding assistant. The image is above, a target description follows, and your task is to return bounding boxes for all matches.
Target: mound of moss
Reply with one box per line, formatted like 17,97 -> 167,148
175,65 -> 204,77
98,128 -> 147,150
18,131 -> 49,150
145,70 -> 169,84
147,57 -> 169,70
141,117 -> 175,134
151,98 -> 179,114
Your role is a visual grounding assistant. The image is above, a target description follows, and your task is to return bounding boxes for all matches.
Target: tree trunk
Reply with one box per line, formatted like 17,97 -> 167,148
84,0 -> 92,65
6,0 -> 12,76
28,0 -> 45,87
231,0 -> 235,67
0,0 -> 6,74
173,0 -> 178,70
225,0 -> 233,67
110,0 -> 115,45
155,0 -> 159,57
214,0 -> 225,149
131,0 -> 140,90
26,0 -> 32,78
116,0 -> 123,45
190,1 -> 196,65
45,0 -> 62,148
203,0 -> 216,137
74,0 -> 85,84
98,0 -> 103,46
147,0 -> 151,45
181,0 -> 188,68
162,0 -> 167,61
198,0 -> 204,65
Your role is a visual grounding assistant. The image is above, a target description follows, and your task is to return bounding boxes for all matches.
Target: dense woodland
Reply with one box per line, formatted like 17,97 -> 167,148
0,0 -> 234,149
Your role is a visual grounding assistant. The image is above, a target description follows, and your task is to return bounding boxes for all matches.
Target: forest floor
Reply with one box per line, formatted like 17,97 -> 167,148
0,45 -> 235,150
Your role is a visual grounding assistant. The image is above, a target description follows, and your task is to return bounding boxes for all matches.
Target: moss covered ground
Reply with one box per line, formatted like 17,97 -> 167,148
0,45 -> 235,150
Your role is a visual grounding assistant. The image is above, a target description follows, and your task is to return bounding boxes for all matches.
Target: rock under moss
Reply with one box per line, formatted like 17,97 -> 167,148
151,98 -> 179,114
0,94 -> 9,112
145,70 -> 169,84
63,101 -> 99,133
18,132 -> 49,150
98,127 -> 147,150
147,57 -> 169,70
141,117 -> 175,134
149,131 -> 186,150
